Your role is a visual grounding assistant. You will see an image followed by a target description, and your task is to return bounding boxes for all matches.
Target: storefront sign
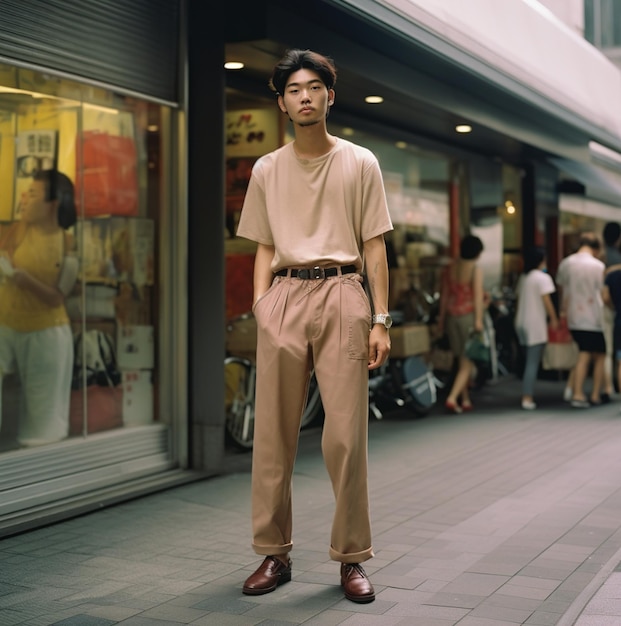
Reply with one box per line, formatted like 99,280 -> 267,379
225,108 -> 278,158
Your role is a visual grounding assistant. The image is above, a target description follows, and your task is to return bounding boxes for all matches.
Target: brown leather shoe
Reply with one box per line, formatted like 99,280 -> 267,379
340,562 -> 375,603
242,556 -> 292,595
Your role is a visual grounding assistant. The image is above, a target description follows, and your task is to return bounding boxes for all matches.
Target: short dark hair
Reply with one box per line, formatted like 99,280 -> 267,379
603,222 -> 621,246
579,232 -> 601,251
33,169 -> 76,229
460,234 -> 484,260
523,246 -> 546,273
269,49 -> 337,96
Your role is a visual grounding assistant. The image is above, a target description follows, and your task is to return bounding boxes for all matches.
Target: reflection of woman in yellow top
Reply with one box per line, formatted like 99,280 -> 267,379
0,170 -> 77,447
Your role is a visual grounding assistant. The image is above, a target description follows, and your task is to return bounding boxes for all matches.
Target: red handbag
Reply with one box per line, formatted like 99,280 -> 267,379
548,318 -> 572,344
69,385 -> 123,436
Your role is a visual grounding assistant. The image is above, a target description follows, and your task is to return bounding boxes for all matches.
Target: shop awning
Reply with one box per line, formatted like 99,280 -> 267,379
333,0 -> 621,154
559,194 -> 621,221
549,157 -> 621,207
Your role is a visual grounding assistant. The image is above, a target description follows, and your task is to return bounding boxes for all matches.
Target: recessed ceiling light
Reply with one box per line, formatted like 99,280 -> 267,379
455,124 -> 472,133
224,61 -> 244,70
365,95 -> 383,104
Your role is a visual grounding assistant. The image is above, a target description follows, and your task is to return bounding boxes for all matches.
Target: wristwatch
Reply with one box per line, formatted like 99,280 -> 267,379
372,313 -> 393,329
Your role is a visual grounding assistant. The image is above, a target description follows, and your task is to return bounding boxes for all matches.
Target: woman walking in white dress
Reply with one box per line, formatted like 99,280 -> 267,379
514,247 -> 559,410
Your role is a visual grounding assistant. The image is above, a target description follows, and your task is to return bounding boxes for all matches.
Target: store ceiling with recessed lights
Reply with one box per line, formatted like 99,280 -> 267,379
225,40 -> 558,165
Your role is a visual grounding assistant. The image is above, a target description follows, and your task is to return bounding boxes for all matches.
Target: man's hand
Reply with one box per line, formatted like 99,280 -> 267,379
368,325 -> 391,370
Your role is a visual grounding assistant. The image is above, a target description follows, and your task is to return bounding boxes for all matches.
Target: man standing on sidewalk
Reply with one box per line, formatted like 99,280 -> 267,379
556,232 -> 606,407
236,49 -> 393,603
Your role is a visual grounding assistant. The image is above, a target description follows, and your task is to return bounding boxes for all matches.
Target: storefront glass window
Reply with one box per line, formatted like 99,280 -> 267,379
0,63 -> 167,452
328,122 -> 451,318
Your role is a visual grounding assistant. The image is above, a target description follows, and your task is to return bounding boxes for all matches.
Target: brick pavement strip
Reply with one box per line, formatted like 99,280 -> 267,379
1,380 -> 621,624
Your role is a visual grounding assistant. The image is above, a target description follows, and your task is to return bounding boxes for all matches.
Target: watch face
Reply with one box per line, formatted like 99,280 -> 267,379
385,315 -> 393,329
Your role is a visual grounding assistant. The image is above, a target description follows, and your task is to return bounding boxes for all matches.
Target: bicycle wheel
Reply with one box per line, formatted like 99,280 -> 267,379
224,356 -> 256,450
401,355 -> 436,415
300,371 -> 323,429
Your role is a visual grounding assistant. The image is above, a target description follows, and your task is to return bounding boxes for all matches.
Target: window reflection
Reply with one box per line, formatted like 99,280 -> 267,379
0,64 -> 164,452
0,170 -> 77,447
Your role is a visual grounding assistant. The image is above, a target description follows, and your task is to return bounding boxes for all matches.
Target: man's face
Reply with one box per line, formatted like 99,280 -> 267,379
278,68 -> 334,127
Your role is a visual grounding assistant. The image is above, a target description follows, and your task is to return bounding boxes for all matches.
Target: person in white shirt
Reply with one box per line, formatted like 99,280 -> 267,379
514,247 -> 559,410
556,233 -> 606,408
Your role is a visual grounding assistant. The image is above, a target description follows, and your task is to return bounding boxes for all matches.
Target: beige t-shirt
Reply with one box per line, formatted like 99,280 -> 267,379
236,137 -> 393,271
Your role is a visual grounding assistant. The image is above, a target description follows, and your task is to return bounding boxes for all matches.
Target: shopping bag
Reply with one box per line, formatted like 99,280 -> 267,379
543,319 -> 578,370
542,341 -> 579,370
465,330 -> 490,363
69,384 -> 123,435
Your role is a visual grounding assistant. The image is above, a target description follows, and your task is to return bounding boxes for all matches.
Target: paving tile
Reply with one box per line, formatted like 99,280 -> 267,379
457,618 -> 524,626
137,602 -> 209,622
438,572 -> 510,596
425,592 -> 486,609
468,602 -> 536,623
4,381 -> 621,625
97,618 -> 185,625
384,602 -> 469,620
52,617 -> 117,625
189,614 -> 264,625
81,605 -> 143,621
397,617 -> 455,626
524,610 -> 566,625
494,583 -> 553,600
481,593 -> 541,611
190,595 -> 258,614
508,575 -> 562,591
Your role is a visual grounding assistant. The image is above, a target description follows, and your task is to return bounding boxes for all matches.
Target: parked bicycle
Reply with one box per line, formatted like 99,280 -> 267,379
224,314 -> 323,450
224,312 -> 442,450
368,352 -> 441,419
370,308 -> 444,417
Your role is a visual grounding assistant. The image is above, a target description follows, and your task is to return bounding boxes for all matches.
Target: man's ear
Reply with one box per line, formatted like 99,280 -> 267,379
277,95 -> 287,114
328,88 -> 335,106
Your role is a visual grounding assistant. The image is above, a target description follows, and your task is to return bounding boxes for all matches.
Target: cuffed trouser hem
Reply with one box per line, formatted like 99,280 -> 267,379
253,541 -> 293,556
329,545 -> 374,563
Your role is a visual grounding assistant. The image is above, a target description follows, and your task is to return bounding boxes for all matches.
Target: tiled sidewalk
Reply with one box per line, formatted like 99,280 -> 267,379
565,560 -> 621,625
2,379 -> 621,624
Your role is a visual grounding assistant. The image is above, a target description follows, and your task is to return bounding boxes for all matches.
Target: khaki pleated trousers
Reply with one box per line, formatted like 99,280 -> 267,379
251,272 -> 374,563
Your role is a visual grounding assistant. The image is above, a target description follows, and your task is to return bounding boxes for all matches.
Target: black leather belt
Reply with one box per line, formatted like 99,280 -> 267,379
275,264 -> 358,279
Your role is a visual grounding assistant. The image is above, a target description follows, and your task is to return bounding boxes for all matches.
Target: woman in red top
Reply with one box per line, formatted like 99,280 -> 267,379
437,235 -> 484,413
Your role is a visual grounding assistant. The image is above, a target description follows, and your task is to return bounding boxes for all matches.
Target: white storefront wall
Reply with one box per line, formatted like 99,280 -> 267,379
536,0 -> 584,37
367,0 -> 621,153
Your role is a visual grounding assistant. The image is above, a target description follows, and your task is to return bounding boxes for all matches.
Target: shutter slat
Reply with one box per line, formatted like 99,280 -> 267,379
0,0 -> 179,102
